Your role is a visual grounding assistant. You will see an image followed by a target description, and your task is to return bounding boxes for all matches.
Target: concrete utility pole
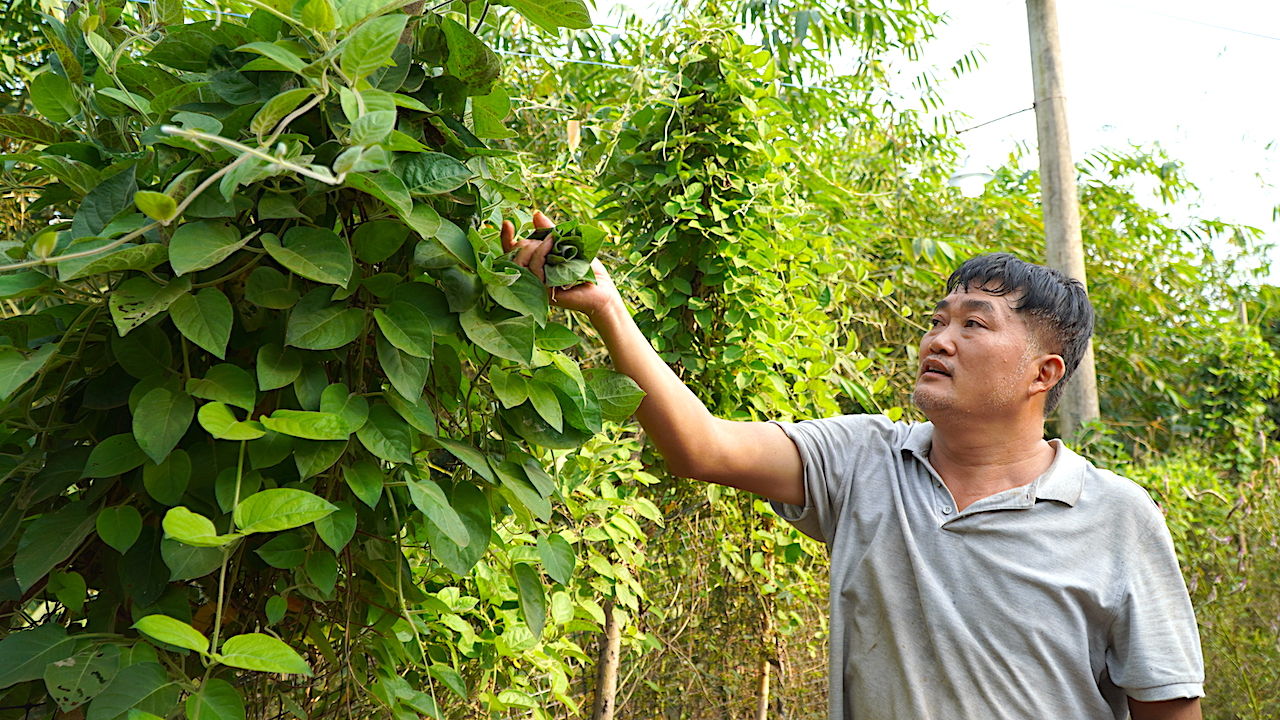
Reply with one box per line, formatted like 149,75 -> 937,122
1025,0 -> 1100,441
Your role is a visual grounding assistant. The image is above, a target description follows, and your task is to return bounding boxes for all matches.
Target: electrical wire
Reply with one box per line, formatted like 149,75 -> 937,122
1089,0 -> 1280,43
955,106 -> 1032,135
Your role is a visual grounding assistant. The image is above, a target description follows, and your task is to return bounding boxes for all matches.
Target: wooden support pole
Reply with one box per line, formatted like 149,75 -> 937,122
591,599 -> 622,720
1026,0 -> 1100,440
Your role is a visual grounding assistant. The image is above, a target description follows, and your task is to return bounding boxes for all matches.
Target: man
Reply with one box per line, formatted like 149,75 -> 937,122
501,212 -> 1204,720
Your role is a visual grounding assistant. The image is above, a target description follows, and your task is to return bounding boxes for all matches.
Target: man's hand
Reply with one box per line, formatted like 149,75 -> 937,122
497,209 -> 804,505
500,211 -> 623,321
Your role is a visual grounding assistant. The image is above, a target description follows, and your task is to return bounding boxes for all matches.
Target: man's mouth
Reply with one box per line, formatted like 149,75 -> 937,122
920,359 -> 952,378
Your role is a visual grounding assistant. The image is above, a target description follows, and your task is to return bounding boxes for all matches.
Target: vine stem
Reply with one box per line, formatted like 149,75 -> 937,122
266,92 -> 325,147
386,489 -> 432,681
0,221 -> 159,274
211,440 -> 248,654
161,126 -> 345,186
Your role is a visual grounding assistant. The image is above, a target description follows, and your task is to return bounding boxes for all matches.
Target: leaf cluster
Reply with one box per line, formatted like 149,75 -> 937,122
0,0 -> 655,717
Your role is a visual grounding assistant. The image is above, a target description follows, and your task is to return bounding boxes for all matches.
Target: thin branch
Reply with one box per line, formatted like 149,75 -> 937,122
0,222 -> 160,274
161,126 -> 345,185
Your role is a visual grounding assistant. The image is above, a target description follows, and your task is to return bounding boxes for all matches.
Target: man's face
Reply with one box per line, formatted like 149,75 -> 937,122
912,285 -> 1044,419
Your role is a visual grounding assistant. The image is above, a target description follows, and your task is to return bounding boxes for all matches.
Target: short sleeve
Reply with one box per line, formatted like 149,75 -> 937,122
767,414 -> 901,544
1105,511 -> 1205,701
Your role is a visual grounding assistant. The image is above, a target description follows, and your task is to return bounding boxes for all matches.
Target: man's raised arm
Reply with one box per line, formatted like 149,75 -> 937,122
501,213 -> 804,506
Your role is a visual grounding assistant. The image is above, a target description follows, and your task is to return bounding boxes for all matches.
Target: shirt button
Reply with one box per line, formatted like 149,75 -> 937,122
942,506 -> 953,515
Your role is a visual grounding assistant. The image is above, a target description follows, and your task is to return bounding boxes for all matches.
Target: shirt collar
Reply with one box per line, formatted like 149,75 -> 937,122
900,422 -> 1085,507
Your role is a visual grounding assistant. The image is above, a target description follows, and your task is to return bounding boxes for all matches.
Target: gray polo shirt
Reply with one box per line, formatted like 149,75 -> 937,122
769,414 -> 1203,720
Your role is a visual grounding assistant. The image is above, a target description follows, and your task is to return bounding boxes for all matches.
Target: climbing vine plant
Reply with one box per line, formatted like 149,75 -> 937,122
0,0 -> 646,718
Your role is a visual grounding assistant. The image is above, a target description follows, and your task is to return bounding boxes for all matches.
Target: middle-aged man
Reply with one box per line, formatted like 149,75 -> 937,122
500,211 -> 1205,720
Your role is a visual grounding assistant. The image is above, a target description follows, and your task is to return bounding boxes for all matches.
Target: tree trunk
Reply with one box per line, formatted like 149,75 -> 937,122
592,598 -> 623,720
753,657 -> 771,720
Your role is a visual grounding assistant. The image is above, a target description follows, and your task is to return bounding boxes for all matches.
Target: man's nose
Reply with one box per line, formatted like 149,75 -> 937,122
926,324 -> 957,355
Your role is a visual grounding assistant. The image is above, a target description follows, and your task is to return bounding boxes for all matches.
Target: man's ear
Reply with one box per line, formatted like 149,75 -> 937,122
1030,354 -> 1066,398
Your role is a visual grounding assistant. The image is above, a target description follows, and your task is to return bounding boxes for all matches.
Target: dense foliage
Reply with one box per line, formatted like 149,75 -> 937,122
0,0 -> 657,718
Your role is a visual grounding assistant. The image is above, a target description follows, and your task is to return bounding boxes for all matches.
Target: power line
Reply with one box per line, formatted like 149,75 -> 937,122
955,105 -> 1032,134
1090,0 -> 1280,43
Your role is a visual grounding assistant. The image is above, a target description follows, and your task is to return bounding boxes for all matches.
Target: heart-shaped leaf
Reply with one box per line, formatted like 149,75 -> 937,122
234,488 -> 337,534
217,633 -> 312,676
169,288 -> 233,359
262,228 -> 353,287
97,506 -> 143,554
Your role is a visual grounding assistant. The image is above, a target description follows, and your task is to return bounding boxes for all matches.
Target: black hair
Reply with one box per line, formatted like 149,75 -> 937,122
945,253 -> 1095,414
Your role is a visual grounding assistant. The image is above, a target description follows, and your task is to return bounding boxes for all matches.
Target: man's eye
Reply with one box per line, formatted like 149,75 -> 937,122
965,319 -> 983,328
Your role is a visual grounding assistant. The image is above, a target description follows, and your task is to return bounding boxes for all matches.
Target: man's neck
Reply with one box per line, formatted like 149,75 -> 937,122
927,416 -> 1056,512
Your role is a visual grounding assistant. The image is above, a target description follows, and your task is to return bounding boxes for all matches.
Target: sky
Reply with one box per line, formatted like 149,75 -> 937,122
596,0 -> 1280,281
907,0 -> 1280,280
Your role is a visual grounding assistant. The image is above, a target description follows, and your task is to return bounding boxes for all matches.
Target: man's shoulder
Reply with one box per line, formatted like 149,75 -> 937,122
1073,455 -> 1167,531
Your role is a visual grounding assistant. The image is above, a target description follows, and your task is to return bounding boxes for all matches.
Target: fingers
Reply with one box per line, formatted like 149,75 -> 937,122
513,240 -> 540,268
500,210 -> 557,281
529,235 -> 554,283
500,220 -> 515,253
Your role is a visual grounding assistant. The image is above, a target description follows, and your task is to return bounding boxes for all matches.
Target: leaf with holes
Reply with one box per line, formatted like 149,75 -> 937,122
85,661 -> 178,720
109,276 -> 191,337
44,644 -> 120,712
